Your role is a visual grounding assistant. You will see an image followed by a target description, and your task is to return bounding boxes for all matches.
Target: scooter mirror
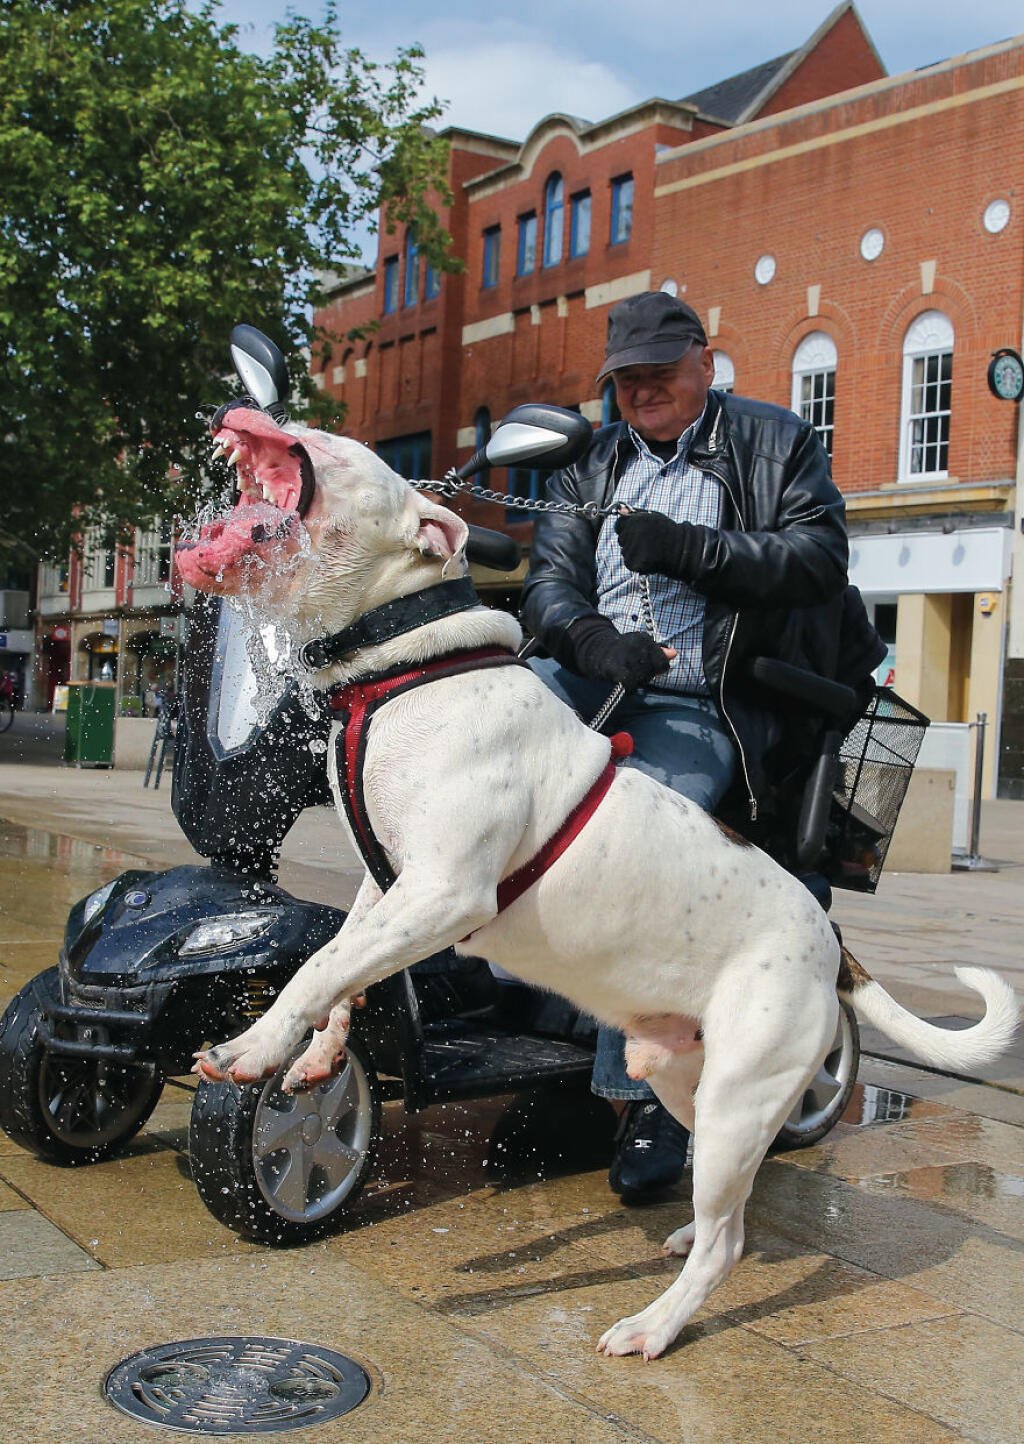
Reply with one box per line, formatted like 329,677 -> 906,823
486,404 -> 593,470
228,324 -> 290,421
455,403 -> 593,481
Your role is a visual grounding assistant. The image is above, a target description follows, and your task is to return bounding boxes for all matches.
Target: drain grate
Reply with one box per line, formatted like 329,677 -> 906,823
104,1335 -> 371,1435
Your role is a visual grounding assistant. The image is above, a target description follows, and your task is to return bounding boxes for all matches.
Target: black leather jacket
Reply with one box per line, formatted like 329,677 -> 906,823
521,389 -> 863,818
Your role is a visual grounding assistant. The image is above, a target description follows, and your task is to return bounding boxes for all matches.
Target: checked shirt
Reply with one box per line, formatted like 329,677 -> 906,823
594,411 -> 722,696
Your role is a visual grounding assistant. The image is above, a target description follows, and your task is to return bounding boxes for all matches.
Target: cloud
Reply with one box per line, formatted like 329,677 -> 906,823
420,36 -> 641,140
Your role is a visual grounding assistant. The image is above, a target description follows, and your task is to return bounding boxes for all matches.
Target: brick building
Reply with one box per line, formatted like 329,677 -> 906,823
316,3 -> 1024,797
33,523 -> 182,717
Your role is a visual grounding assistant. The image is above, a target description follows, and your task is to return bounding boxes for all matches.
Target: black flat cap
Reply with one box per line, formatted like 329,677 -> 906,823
597,292 -> 708,380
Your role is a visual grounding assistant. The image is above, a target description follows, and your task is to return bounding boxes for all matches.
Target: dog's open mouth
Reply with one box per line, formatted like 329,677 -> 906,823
175,402 -> 316,592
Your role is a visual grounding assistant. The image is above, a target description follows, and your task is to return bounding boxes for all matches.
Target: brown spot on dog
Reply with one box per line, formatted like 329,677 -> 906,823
837,945 -> 873,992
711,817 -> 755,848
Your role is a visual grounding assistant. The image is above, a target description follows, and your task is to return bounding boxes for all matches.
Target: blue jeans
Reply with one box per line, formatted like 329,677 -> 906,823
530,658 -> 736,1100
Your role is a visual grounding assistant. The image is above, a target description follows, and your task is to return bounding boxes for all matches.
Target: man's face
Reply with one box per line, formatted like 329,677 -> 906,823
612,344 -> 715,442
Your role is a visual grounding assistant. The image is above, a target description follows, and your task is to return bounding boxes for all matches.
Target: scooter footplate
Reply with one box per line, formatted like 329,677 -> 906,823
420,1023 -> 593,1101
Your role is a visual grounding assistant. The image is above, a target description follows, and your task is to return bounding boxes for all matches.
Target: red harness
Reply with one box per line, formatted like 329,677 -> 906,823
327,647 -> 633,913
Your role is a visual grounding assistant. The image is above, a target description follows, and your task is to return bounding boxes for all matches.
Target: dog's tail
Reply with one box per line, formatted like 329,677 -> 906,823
838,947 -> 1019,1072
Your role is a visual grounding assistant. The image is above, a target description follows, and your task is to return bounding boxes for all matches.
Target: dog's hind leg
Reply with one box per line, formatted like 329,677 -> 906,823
597,991 -> 833,1360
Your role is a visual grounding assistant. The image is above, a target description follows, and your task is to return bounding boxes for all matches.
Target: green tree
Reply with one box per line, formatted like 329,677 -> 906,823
0,0 -> 453,558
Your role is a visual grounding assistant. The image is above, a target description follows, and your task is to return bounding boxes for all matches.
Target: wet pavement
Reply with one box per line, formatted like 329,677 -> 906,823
0,719 -> 1022,1441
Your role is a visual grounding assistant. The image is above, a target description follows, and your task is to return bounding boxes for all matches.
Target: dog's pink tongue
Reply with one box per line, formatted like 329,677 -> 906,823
175,502 -> 296,589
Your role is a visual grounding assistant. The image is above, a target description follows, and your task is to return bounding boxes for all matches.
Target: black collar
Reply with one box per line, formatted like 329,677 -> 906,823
298,576 -> 480,672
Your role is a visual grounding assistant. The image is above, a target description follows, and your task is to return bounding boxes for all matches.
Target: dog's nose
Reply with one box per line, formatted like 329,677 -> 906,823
250,519 -> 294,544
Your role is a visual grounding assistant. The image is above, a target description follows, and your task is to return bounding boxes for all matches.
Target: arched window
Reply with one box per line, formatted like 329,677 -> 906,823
900,310 -> 954,479
543,173 -> 564,268
712,351 -> 735,394
791,332 -> 837,459
601,379 -> 621,427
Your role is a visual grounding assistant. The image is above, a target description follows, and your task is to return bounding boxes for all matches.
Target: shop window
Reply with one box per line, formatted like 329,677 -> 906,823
791,332 -> 837,458
516,213 -> 537,276
610,174 -> 633,245
712,352 -> 735,394
482,226 -> 500,289
81,632 -> 118,681
382,256 -> 399,314
570,191 -> 591,258
900,310 -> 953,480
543,174 -> 564,268
125,630 -> 178,716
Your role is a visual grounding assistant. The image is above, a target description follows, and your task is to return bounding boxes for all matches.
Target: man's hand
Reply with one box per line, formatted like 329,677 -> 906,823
615,510 -> 704,580
566,615 -> 674,690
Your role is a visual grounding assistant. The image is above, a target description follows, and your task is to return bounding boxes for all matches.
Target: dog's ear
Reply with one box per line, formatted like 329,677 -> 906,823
409,492 -> 469,578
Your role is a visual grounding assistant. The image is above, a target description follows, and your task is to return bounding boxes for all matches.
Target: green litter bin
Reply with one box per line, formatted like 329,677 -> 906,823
63,681 -> 117,767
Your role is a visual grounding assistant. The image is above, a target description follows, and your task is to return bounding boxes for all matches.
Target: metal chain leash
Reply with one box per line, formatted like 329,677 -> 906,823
414,473 -> 660,732
413,471 -> 625,522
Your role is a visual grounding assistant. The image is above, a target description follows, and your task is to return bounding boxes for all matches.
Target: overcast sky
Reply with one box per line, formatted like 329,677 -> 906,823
208,0 -> 1019,139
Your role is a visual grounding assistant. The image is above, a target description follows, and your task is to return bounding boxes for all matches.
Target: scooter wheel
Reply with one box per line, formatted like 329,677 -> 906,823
189,1032 -> 380,1246
773,998 -> 860,1149
0,968 -> 163,1164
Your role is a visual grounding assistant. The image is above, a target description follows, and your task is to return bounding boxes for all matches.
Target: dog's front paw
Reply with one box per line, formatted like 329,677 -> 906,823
281,1040 -> 347,1094
193,1025 -> 288,1085
280,1002 -> 353,1094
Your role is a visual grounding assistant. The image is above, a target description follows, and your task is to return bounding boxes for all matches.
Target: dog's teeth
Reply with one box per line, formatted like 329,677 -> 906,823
228,448 -> 243,467
211,441 -> 229,459
262,483 -> 273,503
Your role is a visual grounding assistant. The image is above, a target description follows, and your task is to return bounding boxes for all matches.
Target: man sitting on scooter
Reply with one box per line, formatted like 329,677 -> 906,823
521,290 -> 859,1203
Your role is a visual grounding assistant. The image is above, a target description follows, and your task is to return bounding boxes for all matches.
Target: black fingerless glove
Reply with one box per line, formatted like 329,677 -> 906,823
615,510 -> 707,580
564,615 -> 670,691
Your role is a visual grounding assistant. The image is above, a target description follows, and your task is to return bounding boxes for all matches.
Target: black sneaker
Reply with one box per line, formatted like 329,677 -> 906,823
608,1099 -> 690,1203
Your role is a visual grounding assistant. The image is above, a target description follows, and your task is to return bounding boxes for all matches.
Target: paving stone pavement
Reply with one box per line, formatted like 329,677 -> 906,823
0,717 -> 1021,1441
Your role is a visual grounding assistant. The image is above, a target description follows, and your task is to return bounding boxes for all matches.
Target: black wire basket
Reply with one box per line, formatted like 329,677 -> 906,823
823,686 -> 930,893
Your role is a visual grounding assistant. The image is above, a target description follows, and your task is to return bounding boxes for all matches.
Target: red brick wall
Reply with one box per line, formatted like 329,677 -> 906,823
652,42 -> 1024,495
315,35 -> 1024,520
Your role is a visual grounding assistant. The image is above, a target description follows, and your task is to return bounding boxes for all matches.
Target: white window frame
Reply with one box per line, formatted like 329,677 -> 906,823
712,351 -> 735,393
899,310 -> 954,481
134,520 -> 173,589
81,527 -> 115,594
38,560 -> 69,599
791,331 -> 837,458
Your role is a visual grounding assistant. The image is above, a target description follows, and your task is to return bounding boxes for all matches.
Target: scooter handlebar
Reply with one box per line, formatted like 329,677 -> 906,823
465,525 -> 521,573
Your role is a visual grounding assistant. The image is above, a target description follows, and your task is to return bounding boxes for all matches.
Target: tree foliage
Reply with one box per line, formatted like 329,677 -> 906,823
0,0 -> 453,558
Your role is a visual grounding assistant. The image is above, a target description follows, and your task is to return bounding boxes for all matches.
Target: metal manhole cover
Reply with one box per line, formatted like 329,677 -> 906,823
104,1335 -> 371,1435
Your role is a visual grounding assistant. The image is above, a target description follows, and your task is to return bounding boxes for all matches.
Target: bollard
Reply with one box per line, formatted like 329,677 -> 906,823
954,712 -> 999,871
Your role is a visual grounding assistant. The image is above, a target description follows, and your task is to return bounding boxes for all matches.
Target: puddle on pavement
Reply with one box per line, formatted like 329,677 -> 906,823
867,1158 -> 1024,1203
838,1080 -> 931,1129
0,818 -> 144,875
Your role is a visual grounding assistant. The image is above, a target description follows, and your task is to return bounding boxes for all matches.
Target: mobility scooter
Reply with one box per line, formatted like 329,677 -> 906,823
0,329 -> 927,1245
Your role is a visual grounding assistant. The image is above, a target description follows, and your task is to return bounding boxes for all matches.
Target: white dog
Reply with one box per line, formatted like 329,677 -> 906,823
180,408 -> 1018,1360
